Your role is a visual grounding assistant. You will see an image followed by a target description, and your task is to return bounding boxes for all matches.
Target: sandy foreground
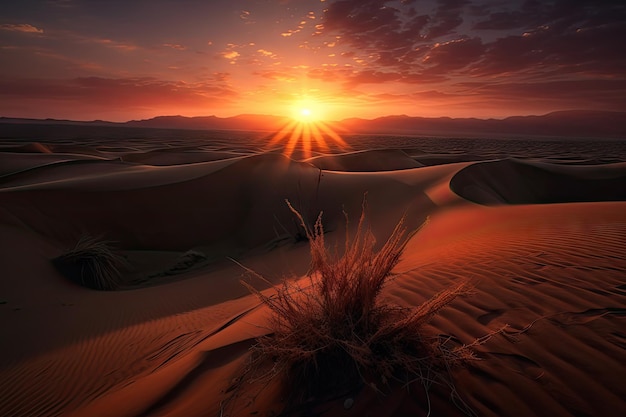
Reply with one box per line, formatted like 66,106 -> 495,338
0,130 -> 625,417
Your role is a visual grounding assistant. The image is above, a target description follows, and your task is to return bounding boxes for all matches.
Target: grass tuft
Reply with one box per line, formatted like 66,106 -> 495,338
235,199 -> 482,412
52,235 -> 128,291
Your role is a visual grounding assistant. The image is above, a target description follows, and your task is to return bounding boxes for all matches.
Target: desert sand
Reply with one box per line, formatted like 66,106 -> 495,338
0,124 -> 625,416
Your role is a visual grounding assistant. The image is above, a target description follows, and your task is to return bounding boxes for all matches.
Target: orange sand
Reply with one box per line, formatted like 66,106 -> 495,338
0,133 -> 625,417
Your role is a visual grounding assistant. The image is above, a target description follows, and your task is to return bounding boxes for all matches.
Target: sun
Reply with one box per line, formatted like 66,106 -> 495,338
293,106 -> 317,123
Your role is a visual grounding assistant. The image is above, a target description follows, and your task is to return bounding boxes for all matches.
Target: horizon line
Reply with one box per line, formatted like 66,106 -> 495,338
1,108 -> 624,125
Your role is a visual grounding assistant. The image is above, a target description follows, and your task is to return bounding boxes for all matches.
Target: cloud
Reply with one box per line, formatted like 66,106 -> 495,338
307,67 -> 355,83
458,79 -> 626,99
312,0 -> 474,78
472,10 -> 532,31
470,15 -> 626,77
220,50 -> 240,62
31,29 -> 139,52
350,77 -> 626,117
322,0 -> 404,50
312,0 -> 625,90
163,43 -> 187,51
0,77 -> 238,109
217,42 -> 268,65
280,15 -> 310,38
255,70 -> 297,82
240,10 -> 253,23
91,38 -> 137,51
344,70 -> 402,85
0,23 -> 44,34
425,0 -> 467,40
256,49 -> 277,59
319,0 -> 469,54
422,37 -> 485,71
472,1 -> 625,32
307,66 -> 447,87
454,79 -> 626,111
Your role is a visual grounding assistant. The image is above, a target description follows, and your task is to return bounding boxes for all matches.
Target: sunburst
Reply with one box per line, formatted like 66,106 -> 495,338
268,102 -> 349,159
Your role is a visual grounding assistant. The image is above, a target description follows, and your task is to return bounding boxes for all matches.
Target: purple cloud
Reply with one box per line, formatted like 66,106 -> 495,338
0,77 -> 237,108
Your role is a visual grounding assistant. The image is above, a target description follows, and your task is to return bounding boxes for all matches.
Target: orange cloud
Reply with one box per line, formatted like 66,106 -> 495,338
256,49 -> 278,60
220,50 -> 240,62
0,77 -> 238,113
92,38 -> 137,51
0,23 -> 44,34
163,43 -> 187,51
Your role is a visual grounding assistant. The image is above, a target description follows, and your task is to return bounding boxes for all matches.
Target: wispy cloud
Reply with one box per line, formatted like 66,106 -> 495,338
239,10 -> 253,24
0,76 -> 241,120
163,43 -> 187,51
255,69 -> 297,82
0,76 -> 238,107
0,23 -> 44,34
217,42 -> 261,64
14,27 -> 139,52
91,38 -> 137,51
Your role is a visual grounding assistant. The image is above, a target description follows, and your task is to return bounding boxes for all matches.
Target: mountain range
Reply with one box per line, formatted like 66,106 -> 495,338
1,110 -> 625,138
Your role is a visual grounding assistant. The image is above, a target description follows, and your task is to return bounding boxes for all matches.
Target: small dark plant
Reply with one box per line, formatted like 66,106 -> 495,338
232,199 -> 486,414
52,235 -> 128,290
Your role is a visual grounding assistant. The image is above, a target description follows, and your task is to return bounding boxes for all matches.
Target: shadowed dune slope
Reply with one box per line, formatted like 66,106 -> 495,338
305,149 -> 423,171
0,153 -> 431,250
0,142 -> 53,153
120,149 -> 247,166
0,152 -> 111,177
450,159 -> 626,204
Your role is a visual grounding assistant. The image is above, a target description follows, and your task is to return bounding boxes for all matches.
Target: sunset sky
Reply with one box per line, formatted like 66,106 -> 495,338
0,0 -> 624,121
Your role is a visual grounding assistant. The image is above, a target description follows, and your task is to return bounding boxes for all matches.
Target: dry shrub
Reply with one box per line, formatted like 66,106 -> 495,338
237,200 -> 481,413
52,235 -> 128,291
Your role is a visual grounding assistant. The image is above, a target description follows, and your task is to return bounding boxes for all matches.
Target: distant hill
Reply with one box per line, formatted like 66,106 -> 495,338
124,114 -> 289,132
1,110 -> 624,138
337,111 -> 626,138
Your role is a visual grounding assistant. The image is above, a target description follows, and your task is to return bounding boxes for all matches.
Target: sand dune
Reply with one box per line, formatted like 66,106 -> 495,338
305,149 -> 424,171
0,152 -> 433,251
2,142 -> 54,153
0,152 -> 111,178
451,158 -> 626,204
0,134 -> 625,416
120,149 -> 246,166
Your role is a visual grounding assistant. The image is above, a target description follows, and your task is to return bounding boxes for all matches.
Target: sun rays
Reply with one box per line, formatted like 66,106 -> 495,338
262,97 -> 350,159
267,117 -> 349,160
263,98 -> 349,159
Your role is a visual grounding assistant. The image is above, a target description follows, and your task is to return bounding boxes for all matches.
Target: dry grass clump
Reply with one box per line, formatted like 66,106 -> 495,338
237,200 -> 479,410
52,235 -> 128,290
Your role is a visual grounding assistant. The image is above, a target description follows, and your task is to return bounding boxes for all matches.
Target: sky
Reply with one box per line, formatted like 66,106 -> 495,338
0,0 -> 625,121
